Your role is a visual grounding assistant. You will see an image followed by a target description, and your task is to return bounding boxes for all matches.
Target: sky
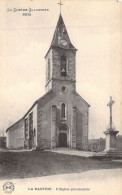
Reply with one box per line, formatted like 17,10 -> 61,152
0,0 -> 122,138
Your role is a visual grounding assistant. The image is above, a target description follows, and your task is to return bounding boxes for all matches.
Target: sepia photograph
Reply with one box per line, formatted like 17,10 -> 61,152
0,0 -> 122,194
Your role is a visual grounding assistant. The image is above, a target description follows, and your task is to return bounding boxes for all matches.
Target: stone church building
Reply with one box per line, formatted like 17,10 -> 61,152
6,14 -> 90,150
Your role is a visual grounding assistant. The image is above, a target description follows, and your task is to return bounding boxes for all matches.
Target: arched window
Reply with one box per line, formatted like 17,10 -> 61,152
61,103 -> 66,119
25,118 -> 28,139
48,58 -> 50,80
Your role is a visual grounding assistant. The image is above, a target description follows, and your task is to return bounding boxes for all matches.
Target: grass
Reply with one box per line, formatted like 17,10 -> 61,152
0,151 -> 122,180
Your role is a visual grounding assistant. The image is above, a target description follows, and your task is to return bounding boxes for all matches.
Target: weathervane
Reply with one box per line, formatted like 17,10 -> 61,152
58,1 -> 63,14
107,96 -> 115,130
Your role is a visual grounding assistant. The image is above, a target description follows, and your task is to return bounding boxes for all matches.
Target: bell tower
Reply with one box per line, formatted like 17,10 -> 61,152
45,14 -> 77,92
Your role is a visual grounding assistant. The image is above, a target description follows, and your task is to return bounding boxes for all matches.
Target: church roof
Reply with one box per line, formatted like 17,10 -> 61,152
75,91 -> 90,107
6,118 -> 24,132
6,90 -> 54,132
45,14 -> 77,58
24,89 -> 54,118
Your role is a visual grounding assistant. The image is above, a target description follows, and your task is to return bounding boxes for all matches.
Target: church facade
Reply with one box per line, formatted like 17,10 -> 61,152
6,14 -> 90,150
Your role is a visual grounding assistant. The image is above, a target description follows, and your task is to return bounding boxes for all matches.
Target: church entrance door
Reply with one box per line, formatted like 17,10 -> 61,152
59,133 -> 67,147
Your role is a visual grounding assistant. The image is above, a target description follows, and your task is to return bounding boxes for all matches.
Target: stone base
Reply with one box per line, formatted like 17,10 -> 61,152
93,149 -> 122,159
104,129 -> 119,152
104,147 -> 118,152
106,150 -> 122,158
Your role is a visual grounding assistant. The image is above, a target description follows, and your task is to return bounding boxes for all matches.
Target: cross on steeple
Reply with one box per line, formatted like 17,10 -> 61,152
107,96 -> 115,130
58,1 -> 63,14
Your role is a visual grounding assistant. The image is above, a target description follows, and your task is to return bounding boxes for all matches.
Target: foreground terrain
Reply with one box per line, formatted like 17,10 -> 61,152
0,151 -> 122,180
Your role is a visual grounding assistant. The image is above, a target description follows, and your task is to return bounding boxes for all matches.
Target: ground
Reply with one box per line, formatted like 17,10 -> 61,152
0,151 -> 122,180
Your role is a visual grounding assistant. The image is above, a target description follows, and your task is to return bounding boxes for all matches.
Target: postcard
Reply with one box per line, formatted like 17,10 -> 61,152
0,0 -> 122,195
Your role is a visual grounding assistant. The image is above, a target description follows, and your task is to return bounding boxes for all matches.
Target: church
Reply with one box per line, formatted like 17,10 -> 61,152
6,13 -> 90,150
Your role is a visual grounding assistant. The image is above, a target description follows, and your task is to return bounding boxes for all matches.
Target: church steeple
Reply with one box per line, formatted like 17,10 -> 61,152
51,14 -> 76,50
45,13 -> 77,92
45,14 -> 76,58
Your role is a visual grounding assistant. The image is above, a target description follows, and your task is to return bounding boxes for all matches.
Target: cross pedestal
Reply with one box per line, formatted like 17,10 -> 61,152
104,129 -> 119,152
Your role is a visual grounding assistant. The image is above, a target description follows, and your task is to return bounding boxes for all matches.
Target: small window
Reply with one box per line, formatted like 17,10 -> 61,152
29,112 -> 33,133
61,103 -> 66,119
61,56 -> 67,76
62,86 -> 66,92
48,59 -> 50,80
25,118 -> 28,139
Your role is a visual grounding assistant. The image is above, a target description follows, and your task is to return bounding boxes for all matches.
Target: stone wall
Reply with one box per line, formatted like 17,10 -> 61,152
7,119 -> 24,149
37,89 -> 89,150
24,104 -> 37,149
37,91 -> 56,149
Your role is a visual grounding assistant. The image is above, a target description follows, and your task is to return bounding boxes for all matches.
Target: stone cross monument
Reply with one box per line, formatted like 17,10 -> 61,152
104,96 -> 119,151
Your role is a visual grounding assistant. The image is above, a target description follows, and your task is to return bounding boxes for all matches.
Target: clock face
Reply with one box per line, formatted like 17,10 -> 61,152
60,39 -> 67,46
